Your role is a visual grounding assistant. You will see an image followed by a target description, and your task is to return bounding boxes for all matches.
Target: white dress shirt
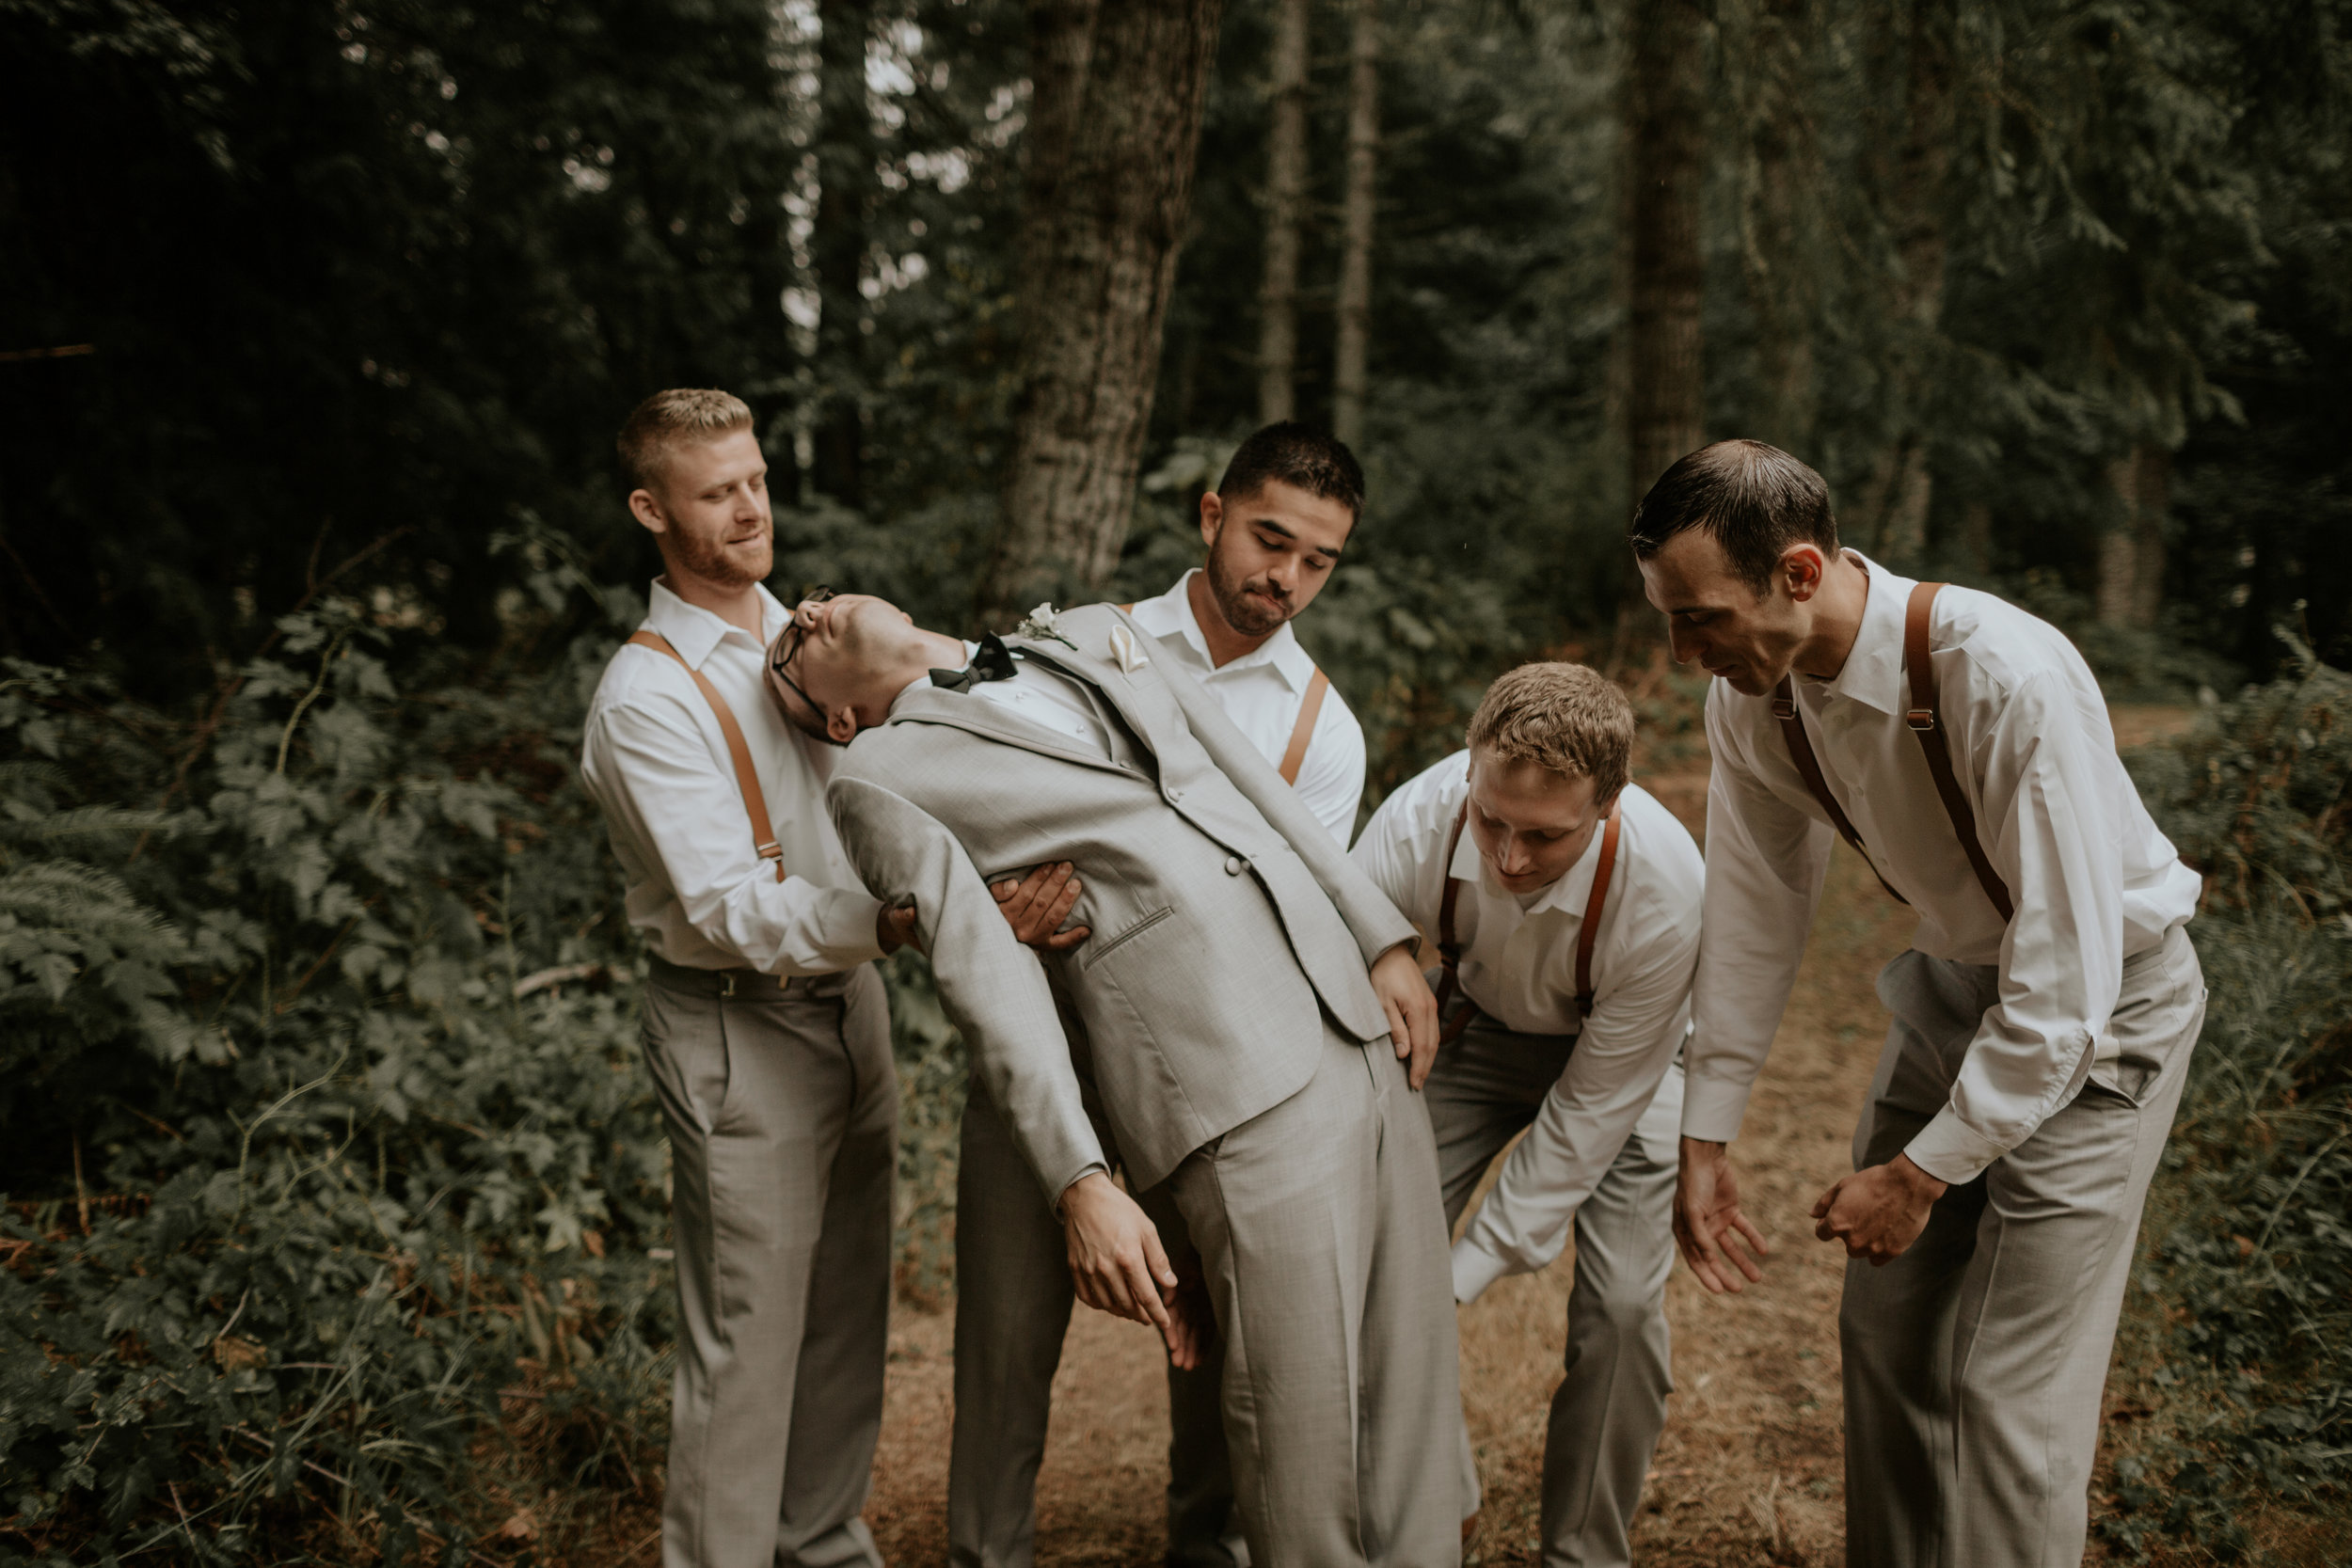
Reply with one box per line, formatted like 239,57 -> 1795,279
580,580 -> 886,975
1686,552 -> 2203,1184
1353,751 -> 1706,1301
1127,571 -> 1367,841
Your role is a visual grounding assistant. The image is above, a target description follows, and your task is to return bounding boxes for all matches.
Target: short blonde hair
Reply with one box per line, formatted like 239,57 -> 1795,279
616,388 -> 754,494
1464,662 -> 1634,804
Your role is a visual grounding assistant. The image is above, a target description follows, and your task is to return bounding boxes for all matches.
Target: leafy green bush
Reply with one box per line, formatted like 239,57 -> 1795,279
0,602 -> 680,1563
2105,640 -> 2352,1558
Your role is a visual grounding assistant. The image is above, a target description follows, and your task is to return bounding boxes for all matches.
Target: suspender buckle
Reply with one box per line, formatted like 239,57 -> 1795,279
756,841 -> 784,861
1770,696 -> 1797,721
1904,708 -> 1936,733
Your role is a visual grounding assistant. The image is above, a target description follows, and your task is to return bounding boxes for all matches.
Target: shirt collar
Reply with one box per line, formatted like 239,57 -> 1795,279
1813,550 -> 1913,717
644,578 -> 787,669
1133,569 -> 1315,691
1443,779 -> 1608,919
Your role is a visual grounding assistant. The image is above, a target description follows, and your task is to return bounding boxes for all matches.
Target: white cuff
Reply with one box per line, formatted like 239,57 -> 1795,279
811,887 -> 890,969
1677,1072 -> 1755,1145
1450,1235 -> 1516,1305
1903,1108 -> 2008,1186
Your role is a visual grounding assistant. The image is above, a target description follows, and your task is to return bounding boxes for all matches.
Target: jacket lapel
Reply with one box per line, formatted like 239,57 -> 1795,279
1007,613 -> 1178,765
884,682 -> 1138,780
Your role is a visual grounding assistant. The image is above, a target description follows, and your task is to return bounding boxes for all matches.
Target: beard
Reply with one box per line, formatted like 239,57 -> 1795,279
1204,548 -> 1293,639
670,518 -> 773,591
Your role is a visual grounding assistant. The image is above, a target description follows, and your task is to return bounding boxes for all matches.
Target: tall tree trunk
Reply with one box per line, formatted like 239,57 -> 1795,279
2099,441 -> 2170,628
1861,0 -> 1954,565
1627,0 -> 1708,510
1257,0 -> 1310,426
2097,452 -> 2140,627
1741,0 -> 1819,453
2131,442 -> 2169,627
1330,0 -> 1379,448
812,0 -> 873,509
980,0 -> 1225,625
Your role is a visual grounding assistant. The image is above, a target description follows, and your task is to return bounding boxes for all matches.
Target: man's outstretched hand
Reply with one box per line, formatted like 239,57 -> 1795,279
1058,1172 -> 1197,1367
1674,1136 -> 1771,1293
1370,944 -> 1440,1088
992,862 -> 1091,952
1811,1154 -> 1946,1265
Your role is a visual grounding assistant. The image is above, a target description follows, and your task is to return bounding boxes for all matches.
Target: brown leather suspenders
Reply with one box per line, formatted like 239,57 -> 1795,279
1118,604 -> 1328,785
1433,790 -> 1623,1043
1770,581 -> 2014,922
627,629 -> 787,883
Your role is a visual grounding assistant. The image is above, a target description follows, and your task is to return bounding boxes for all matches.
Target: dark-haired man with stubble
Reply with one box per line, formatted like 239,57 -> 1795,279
958,422 -> 1375,1568
955,422 -> 1374,1568
1631,439 -> 2204,1567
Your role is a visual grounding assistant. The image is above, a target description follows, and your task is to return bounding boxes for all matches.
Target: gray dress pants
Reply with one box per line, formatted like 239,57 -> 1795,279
1422,1022 -> 1678,1568
954,1025 -> 1466,1568
642,958 -> 897,1568
1840,924 -> 2204,1568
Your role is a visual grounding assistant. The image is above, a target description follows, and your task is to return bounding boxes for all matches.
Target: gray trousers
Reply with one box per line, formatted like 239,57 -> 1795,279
953,1025 -> 1466,1568
1422,1022 -> 1678,1568
949,1088 -> 1243,1568
1841,924 -> 2204,1568
642,958 -> 898,1568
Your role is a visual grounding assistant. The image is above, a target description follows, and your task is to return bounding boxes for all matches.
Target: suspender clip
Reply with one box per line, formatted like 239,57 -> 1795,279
719,972 -> 739,999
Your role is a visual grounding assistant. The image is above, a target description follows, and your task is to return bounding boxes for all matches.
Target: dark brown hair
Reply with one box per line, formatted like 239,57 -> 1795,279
1216,421 -> 1365,520
1627,438 -> 1837,594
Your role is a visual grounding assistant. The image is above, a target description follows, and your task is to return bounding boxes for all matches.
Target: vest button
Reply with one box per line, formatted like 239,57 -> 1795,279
1224,855 -> 1246,876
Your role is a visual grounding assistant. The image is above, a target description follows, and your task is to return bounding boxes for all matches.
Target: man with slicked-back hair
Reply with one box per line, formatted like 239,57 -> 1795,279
1630,438 -> 2204,1567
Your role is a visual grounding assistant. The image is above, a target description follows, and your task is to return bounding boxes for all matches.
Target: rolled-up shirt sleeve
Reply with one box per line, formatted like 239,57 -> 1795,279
1681,688 -> 1835,1143
1903,668 -> 2122,1184
589,696 -> 885,976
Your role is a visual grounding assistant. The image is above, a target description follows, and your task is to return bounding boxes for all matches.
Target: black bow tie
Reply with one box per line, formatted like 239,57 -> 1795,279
930,632 -> 1022,693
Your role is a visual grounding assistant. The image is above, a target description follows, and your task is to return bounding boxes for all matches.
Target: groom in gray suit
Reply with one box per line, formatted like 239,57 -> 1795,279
771,590 -> 1464,1567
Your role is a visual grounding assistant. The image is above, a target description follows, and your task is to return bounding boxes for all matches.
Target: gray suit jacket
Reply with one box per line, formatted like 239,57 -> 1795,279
824,603 -> 1416,1198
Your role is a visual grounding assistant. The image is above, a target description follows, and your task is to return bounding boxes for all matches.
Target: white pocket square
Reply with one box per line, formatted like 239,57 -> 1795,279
1108,623 -> 1147,674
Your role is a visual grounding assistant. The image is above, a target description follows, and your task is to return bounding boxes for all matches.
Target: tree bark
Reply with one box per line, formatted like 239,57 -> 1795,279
2098,441 -> 2170,628
1627,0 -> 1708,507
979,0 -> 1225,626
1330,0 -> 1380,448
1741,0 -> 1819,453
1257,0 -> 1311,426
812,0 -> 873,508
1860,0 -> 1954,565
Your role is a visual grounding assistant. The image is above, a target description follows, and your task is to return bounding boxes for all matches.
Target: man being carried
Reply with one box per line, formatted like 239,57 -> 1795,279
958,422 -> 1373,1568
775,589 -> 1465,1567
1633,440 -> 2205,1567
1352,663 -> 1703,1568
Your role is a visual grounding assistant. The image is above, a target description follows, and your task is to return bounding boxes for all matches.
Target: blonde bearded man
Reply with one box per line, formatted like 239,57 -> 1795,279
1633,439 -> 2204,1568
578,390 -> 1073,1568
1352,664 -> 1702,1568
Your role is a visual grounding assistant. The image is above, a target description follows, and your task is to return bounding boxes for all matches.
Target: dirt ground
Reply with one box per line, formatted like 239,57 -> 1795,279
860,760 -> 1917,1568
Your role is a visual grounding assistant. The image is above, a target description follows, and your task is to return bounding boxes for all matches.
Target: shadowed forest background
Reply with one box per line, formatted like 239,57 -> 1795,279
1,0 -> 2346,1562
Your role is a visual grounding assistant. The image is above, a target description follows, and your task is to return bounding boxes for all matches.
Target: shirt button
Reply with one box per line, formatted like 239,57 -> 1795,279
1167,787 -> 1184,803
1224,855 -> 1246,876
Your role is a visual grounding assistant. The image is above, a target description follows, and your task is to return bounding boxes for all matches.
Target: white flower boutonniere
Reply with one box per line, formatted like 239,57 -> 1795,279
1016,602 -> 1079,651
1107,622 -> 1147,674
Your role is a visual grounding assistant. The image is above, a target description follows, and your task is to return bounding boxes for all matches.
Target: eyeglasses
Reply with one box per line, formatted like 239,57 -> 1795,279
767,585 -> 835,725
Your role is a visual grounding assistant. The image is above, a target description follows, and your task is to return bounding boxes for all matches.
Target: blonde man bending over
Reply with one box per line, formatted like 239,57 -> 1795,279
1351,664 -> 1704,1568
